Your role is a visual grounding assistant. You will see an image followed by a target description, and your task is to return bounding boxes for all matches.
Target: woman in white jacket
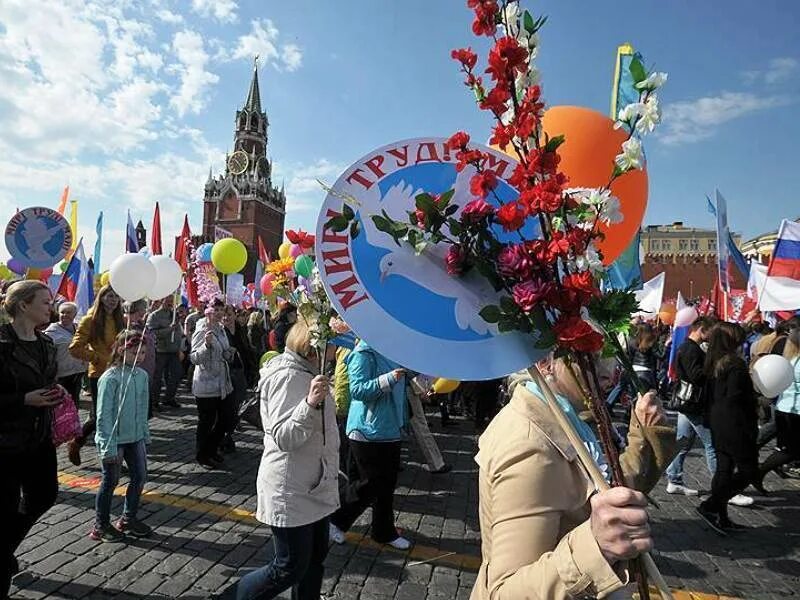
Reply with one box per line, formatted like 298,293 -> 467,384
44,302 -> 88,408
219,316 -> 339,600
190,299 -> 234,469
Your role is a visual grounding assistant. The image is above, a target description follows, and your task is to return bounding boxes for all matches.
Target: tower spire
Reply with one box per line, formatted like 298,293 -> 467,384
244,56 -> 261,113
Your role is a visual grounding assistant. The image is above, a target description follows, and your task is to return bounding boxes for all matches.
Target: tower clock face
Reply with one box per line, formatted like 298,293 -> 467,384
228,150 -> 249,175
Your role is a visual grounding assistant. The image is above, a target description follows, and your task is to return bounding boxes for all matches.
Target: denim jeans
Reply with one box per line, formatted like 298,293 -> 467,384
224,517 -> 329,600
95,440 -> 147,527
666,412 -> 717,484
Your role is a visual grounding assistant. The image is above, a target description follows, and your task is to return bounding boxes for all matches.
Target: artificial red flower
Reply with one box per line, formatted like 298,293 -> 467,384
414,208 -> 426,228
562,271 -> 600,303
286,229 -> 315,249
445,244 -> 466,276
480,85 -> 511,114
497,243 -> 532,279
470,170 -> 498,198
447,131 -> 471,151
520,179 -> 564,214
508,162 -> 533,191
512,279 -> 553,313
495,202 -> 526,233
451,47 -> 478,70
489,122 -> 515,150
525,239 -> 550,264
461,198 -> 494,223
455,148 -> 485,172
486,36 -> 528,82
553,315 -> 605,353
547,231 -> 571,258
469,0 -> 499,37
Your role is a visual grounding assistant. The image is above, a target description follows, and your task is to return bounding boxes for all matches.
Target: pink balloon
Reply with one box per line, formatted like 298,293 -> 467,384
289,244 -> 304,258
260,274 -> 274,296
674,307 -> 699,328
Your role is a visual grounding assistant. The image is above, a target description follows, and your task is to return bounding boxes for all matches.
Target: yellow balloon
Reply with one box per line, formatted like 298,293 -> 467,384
100,271 -> 110,287
211,238 -> 248,274
432,378 -> 460,394
278,242 -> 291,260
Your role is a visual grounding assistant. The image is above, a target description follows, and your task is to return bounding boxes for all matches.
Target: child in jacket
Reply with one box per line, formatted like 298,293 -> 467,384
91,329 -> 152,542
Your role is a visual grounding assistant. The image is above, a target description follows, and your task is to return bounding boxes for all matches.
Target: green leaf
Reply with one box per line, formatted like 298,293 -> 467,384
349,220 -> 361,239
414,238 -> 428,255
444,204 -> 459,217
342,204 -> 355,220
479,305 -> 502,324
499,295 -> 517,314
498,317 -> 516,333
415,193 -> 436,213
325,215 -> 349,232
523,10 -> 535,34
629,57 -> 647,84
544,134 -> 565,153
372,214 -> 393,235
438,189 -> 455,207
447,218 -> 463,236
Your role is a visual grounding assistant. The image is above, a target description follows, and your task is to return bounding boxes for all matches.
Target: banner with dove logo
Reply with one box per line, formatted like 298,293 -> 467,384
315,137 -> 547,381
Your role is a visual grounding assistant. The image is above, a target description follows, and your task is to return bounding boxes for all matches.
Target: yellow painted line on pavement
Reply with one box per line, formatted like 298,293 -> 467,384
57,472 -> 741,598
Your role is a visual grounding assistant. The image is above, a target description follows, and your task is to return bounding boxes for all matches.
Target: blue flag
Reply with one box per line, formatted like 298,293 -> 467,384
605,231 -> 642,290
93,211 -> 103,272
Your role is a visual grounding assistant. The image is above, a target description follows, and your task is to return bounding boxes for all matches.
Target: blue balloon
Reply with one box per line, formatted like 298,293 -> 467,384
197,243 -> 214,263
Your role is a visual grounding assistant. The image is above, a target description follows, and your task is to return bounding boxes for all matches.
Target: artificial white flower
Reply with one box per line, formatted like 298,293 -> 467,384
575,244 -> 604,275
635,95 -> 661,135
615,137 -> 644,172
502,1 -> 521,37
614,102 -> 643,130
635,71 -> 668,91
599,194 -> 623,225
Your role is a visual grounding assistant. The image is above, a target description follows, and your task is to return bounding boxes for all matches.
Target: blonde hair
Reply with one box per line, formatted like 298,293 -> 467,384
285,316 -> 315,357
3,280 -> 49,318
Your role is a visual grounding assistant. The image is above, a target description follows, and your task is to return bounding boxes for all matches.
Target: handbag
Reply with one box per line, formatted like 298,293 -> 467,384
668,379 -> 703,415
51,387 -> 82,446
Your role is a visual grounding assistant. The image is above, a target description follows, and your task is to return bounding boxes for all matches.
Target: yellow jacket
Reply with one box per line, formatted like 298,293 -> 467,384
471,375 -> 676,600
69,310 -> 121,378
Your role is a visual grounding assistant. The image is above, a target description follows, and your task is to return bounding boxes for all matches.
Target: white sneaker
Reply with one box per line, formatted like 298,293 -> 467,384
387,536 -> 412,550
666,482 -> 699,496
728,494 -> 754,507
329,523 -> 346,545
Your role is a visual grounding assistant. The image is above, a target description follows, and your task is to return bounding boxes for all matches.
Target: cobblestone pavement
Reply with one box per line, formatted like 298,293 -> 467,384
9,386 -> 800,599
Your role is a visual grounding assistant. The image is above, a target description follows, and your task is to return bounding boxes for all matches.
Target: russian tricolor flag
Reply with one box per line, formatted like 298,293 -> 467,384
760,219 -> 800,312
56,239 -> 94,315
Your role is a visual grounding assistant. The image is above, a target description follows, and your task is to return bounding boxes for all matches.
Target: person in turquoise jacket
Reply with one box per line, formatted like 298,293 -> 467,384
329,341 -> 412,550
91,329 -> 152,543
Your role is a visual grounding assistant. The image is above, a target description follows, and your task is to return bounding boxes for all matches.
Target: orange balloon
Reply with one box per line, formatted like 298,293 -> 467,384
493,106 -> 648,265
542,106 -> 648,264
658,302 -> 676,326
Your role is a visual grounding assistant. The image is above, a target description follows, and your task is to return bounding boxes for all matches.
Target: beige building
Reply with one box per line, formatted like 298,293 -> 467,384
641,222 -> 737,258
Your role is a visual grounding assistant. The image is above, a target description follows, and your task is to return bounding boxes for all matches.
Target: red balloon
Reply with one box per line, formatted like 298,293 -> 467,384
259,274 -> 274,296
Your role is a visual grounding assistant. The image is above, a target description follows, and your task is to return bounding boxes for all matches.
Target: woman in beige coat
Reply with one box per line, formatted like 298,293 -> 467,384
219,316 -> 339,600
471,357 -> 676,600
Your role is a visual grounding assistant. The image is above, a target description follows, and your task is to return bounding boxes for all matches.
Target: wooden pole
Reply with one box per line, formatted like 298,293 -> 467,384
527,366 -> 674,600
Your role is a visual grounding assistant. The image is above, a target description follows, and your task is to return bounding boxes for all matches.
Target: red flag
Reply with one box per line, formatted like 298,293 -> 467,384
257,235 -> 270,264
174,215 -> 198,306
151,202 -> 163,255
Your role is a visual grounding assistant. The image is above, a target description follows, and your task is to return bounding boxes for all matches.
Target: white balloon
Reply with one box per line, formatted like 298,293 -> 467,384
752,354 -> 795,398
149,255 -> 183,300
674,306 -> 699,328
109,254 -> 157,302
138,246 -> 152,258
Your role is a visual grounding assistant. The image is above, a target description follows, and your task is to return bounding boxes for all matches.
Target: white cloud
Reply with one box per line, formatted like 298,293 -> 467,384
229,19 -> 304,72
659,91 -> 791,145
155,9 -> 184,24
273,159 -> 347,223
191,0 -> 238,23
169,30 -> 219,117
742,57 -> 798,85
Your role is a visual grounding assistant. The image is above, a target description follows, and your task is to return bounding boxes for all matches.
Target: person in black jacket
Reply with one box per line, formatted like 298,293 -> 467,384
697,322 -> 759,532
665,317 -> 717,496
0,281 -> 61,596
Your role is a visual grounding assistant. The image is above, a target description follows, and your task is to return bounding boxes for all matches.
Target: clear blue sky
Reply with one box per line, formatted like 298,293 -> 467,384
1,0 -> 798,262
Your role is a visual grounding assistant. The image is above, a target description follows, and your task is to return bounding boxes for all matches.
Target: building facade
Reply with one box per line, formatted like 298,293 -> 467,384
201,63 -> 286,280
640,222 -> 745,299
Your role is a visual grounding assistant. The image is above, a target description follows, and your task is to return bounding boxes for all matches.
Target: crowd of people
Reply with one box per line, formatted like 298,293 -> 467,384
1,277 -> 799,599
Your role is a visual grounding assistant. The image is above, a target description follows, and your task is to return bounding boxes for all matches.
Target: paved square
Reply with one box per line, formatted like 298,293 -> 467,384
9,386 -> 800,599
